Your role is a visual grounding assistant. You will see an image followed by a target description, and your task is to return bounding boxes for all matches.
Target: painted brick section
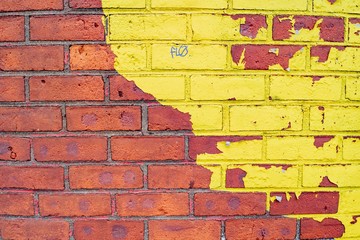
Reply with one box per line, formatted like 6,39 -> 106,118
116,193 -> 189,216
0,77 -> 25,102
0,0 -> 63,12
0,166 -> 64,190
0,193 -> 34,216
39,194 -> 111,217
0,137 -> 30,161
69,165 -> 143,189
0,16 -> 25,42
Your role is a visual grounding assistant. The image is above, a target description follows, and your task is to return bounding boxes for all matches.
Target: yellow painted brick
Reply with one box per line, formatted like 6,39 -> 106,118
125,75 -> 185,100
228,165 -> 299,188
303,165 -> 360,188
348,19 -> 360,43
270,76 -> 342,101
335,215 -> 360,238
152,44 -> 227,70
233,0 -> 307,10
191,14 -> 267,41
311,47 -> 360,71
346,77 -> 360,100
101,0 -> 145,8
339,190 -> 360,214
111,44 -> 147,71
310,106 -> 360,131
343,137 -> 360,160
314,0 -> 360,13
175,105 -> 223,131
151,0 -> 227,9
190,75 -> 265,101
230,106 -> 303,131
109,14 -> 187,41
267,136 -> 338,160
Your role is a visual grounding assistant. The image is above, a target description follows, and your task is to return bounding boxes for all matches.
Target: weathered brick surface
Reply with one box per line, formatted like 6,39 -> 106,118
0,193 -> 34,216
0,16 -> 25,42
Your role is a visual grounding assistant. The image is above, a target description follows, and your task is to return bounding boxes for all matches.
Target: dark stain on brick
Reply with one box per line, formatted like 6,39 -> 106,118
313,136 -> 334,148
351,215 -> 360,224
112,225 -> 128,238
319,176 -> 338,187
228,196 -> 241,210
319,17 -> 344,42
226,168 -> 247,188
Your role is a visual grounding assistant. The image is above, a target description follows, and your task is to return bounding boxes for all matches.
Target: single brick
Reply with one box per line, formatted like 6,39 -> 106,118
110,14 -> 186,41
311,46 -> 360,71
314,0 -> 360,13
266,136 -> 338,160
151,0 -> 227,9
148,165 -> 212,189
0,166 -> 64,190
111,137 -> 184,161
0,137 -> 30,161
30,76 -> 104,101
33,137 -> 107,162
0,107 -> 62,132
343,137 -> 360,160
39,194 -> 111,217
346,76 -> 360,100
300,218 -> 345,239
190,75 -> 265,101
0,77 -> 25,102
0,0 -> 63,12
69,165 -> 143,189
273,16 -> 344,42
338,190 -> 360,213
233,0 -> 307,10
230,106 -> 303,131
0,193 -> 34,216
0,16 -> 24,41
192,14 -> 267,40
226,218 -> 297,240
270,76 -> 342,101
349,18 -> 360,43
194,192 -> 266,216
310,106 -> 360,131
152,44 -> 227,70
74,220 -> 144,240
0,46 -> 64,71
116,193 -> 189,216
303,165 -> 360,188
66,106 -> 141,131
231,45 -> 306,70
148,106 -> 192,131
30,15 -> 104,41
111,44 -> 147,71
270,192 -> 339,215
0,219 -> 69,240
149,220 -> 221,240
70,45 -> 115,70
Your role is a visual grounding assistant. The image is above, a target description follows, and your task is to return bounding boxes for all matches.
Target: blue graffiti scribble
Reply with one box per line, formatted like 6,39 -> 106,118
170,45 -> 189,58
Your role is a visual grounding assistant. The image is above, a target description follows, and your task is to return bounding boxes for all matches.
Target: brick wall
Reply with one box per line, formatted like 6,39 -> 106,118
0,0 -> 360,239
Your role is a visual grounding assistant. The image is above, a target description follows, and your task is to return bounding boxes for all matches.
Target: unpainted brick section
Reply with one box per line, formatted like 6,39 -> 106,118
70,45 -> 115,70
0,137 -> 30,161
0,77 -> 25,102
148,105 -> 192,131
0,193 -> 34,216
0,16 -> 25,42
0,0 -> 63,12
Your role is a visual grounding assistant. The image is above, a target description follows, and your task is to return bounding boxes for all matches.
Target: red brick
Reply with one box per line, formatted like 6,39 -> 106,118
33,137 -> 107,162
30,76 -> 104,101
39,193 -> 111,217
0,0 -> 63,12
148,106 -> 192,131
0,46 -> 64,71
0,77 -> 24,102
70,45 -> 115,70
148,165 -> 212,189
110,75 -> 155,101
149,220 -> 221,240
111,136 -> 184,161
231,45 -> 304,70
273,16 -> 344,42
226,218 -> 297,240
0,166 -> 64,190
69,0 -> 102,8
0,137 -> 30,161
300,218 -> 345,239
0,219 -> 69,240
116,193 -> 189,216
69,165 -> 143,189
0,107 -> 62,132
270,192 -> 339,215
74,220 -> 144,240
30,15 -> 104,41
66,106 -> 141,131
194,192 -> 266,216
0,16 -> 24,41
0,193 -> 34,216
